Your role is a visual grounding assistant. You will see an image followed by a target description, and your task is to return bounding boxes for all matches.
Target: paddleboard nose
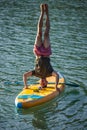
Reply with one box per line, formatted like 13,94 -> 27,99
15,101 -> 22,108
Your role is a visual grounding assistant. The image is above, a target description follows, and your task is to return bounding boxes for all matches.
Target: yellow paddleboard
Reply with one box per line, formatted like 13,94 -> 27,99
15,72 -> 65,108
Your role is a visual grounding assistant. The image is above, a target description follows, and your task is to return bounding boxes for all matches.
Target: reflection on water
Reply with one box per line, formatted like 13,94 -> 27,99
0,0 -> 87,129
15,97 -> 58,130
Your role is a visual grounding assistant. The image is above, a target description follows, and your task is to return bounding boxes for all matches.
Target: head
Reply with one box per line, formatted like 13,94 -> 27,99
40,78 -> 48,87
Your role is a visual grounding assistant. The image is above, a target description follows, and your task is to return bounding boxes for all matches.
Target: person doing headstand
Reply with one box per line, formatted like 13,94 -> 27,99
23,4 -> 59,90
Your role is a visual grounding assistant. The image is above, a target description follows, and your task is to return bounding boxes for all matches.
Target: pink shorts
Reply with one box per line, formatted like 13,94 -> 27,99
33,44 -> 52,56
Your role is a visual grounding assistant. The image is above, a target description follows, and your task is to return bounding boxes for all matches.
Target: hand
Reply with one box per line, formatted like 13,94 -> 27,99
56,87 -> 60,93
23,86 -> 28,89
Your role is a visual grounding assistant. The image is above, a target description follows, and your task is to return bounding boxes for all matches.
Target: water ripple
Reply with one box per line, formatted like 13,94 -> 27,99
0,0 -> 87,130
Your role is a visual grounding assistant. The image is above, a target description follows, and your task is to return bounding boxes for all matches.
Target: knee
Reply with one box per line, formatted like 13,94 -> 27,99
44,31 -> 49,38
44,29 -> 49,37
37,32 -> 42,38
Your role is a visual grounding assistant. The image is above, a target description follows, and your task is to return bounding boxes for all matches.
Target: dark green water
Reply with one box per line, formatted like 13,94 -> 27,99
0,0 -> 87,130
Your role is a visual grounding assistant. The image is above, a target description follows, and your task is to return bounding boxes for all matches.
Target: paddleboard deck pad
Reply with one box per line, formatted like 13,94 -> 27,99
15,72 -> 65,108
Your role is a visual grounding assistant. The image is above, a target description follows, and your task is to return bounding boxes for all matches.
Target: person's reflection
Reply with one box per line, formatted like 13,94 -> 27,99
32,111 -> 48,129
16,98 -> 58,129
32,100 -> 58,129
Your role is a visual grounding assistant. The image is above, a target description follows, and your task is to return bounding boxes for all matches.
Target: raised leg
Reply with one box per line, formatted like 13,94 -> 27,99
44,4 -> 50,48
34,4 -> 44,47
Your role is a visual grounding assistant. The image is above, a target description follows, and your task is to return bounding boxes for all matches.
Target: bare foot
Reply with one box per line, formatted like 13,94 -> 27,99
44,4 -> 49,15
40,4 -> 44,14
